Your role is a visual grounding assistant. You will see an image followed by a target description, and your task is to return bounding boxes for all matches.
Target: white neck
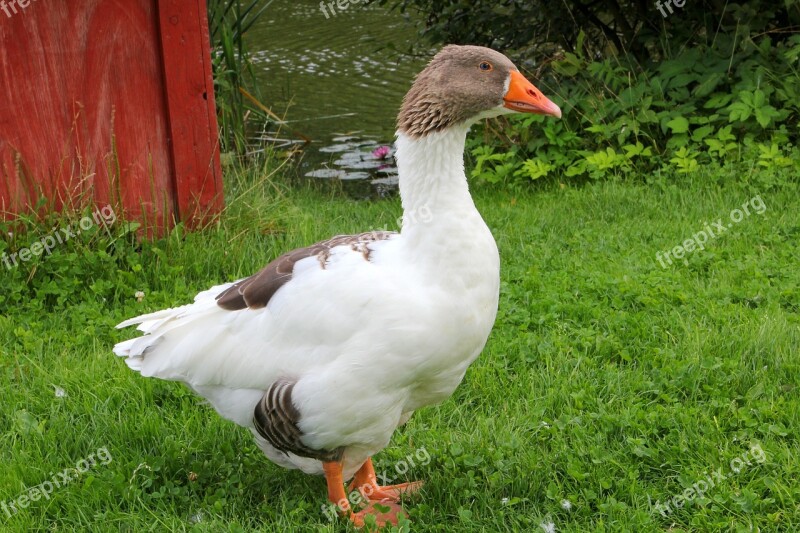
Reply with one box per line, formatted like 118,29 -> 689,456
391,125 -> 500,328
395,126 -> 475,236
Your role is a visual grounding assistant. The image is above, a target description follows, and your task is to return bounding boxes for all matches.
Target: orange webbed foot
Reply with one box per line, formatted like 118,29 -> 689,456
324,458 -> 422,528
348,457 -> 425,503
353,480 -> 425,503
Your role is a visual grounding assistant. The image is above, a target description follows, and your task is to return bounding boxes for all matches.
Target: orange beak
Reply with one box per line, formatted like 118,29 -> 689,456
503,70 -> 562,118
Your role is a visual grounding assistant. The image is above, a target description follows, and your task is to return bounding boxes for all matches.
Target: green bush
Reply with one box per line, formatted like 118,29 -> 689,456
467,30 -> 800,184
381,0 -> 800,185
379,0 -> 799,64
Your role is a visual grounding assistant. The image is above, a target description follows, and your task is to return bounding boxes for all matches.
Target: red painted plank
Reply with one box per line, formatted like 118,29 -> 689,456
157,0 -> 224,227
0,0 -> 223,230
0,0 -> 175,227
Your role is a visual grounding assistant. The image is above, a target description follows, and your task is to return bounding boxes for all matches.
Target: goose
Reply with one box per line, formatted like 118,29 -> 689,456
114,44 -> 561,527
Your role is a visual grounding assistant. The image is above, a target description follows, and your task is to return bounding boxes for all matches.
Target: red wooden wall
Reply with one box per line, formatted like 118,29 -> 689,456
0,0 -> 223,229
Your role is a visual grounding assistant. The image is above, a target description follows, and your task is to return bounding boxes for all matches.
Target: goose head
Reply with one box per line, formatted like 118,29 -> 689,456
398,45 -> 561,138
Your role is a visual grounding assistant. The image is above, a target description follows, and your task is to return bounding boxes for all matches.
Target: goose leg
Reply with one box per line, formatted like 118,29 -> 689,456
323,460 -> 406,527
323,461 -> 351,515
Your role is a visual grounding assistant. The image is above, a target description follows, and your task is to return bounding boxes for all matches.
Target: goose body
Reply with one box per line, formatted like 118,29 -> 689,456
114,44 -> 560,525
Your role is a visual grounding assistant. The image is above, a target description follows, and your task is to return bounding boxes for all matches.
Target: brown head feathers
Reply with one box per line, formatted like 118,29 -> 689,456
397,45 -> 518,138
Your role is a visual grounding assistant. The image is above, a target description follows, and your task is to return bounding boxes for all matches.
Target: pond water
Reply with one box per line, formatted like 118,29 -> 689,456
246,0 -> 429,197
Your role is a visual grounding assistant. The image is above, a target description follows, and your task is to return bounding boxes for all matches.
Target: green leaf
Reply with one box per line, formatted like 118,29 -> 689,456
745,382 -> 765,400
704,93 -> 733,109
518,159 -> 553,180
691,125 -> 714,142
15,410 -> 44,435
693,72 -> 723,97
728,102 -> 751,122
752,89 -> 766,108
666,116 -> 689,133
754,106 -> 779,128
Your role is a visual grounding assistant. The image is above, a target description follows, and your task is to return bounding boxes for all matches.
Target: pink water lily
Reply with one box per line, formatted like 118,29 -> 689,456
372,145 -> 391,159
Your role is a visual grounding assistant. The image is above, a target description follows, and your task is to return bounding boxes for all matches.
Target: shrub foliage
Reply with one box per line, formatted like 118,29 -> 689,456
379,0 -> 799,63
381,0 -> 800,184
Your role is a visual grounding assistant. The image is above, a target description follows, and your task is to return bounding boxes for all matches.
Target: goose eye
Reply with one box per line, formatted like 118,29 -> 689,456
479,62 -> 493,72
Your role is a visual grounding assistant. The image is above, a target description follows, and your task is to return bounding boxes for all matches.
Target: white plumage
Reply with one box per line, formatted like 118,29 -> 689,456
114,44 -> 561,525
115,127 -> 500,478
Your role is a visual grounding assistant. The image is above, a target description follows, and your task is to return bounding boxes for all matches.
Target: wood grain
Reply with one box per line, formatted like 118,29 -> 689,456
0,0 -> 223,229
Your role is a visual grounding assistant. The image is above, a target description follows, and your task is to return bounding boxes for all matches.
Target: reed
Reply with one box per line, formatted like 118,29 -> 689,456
207,0 -> 274,154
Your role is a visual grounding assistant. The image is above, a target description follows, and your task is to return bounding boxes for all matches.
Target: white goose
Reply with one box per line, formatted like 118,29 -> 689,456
114,44 -> 561,526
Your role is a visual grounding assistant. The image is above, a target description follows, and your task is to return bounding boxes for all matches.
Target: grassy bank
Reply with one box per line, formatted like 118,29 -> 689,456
1,159 -> 798,532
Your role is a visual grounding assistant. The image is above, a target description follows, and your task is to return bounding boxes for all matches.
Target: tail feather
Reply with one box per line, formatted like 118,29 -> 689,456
113,282 -> 235,371
115,283 -> 235,330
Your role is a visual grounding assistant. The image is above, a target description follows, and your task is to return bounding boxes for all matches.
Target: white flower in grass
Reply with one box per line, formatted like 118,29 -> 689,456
501,497 -> 509,505
539,520 -> 556,533
135,291 -> 145,302
560,499 -> 572,511
54,386 -> 67,398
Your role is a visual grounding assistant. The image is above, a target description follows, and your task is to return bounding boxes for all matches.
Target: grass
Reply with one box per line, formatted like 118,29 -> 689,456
0,156 -> 798,532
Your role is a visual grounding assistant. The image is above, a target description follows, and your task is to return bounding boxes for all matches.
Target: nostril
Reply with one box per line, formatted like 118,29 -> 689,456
527,88 -> 538,98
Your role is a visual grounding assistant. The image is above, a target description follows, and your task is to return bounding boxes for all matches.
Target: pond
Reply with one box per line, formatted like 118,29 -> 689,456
246,0 -> 429,197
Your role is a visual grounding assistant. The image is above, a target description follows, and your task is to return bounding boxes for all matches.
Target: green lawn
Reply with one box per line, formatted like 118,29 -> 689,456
1,160 -> 798,532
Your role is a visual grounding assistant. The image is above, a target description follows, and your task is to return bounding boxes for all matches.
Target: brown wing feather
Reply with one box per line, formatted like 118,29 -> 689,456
215,231 -> 395,311
253,379 -> 344,461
